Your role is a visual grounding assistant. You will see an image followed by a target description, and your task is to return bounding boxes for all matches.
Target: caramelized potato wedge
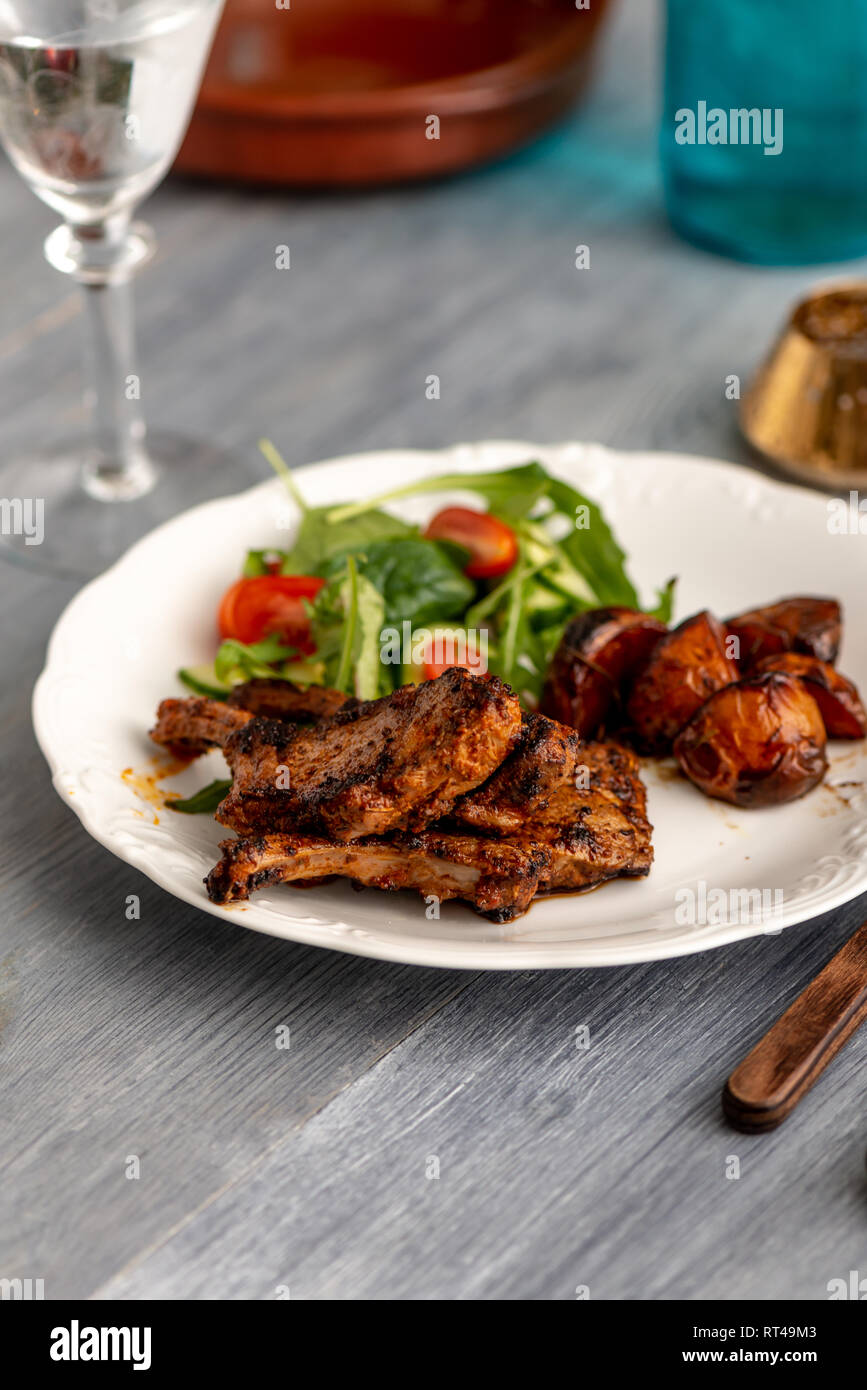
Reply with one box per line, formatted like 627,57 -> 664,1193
625,611 -> 739,752
674,672 -> 828,807
753,652 -> 867,739
541,606 -> 667,737
726,597 -> 841,668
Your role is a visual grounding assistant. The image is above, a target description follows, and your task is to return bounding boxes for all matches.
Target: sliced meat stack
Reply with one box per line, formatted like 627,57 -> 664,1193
217,666 -> 524,840
452,713 -> 652,891
152,669 -> 654,920
206,831 -> 551,922
544,596 -> 864,808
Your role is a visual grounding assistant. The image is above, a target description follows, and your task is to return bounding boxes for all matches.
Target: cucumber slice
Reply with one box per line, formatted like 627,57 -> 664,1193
177,663 -> 232,700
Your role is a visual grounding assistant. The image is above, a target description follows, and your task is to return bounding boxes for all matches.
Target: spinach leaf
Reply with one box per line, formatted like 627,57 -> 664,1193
319,538 -> 474,629
169,779 -> 232,815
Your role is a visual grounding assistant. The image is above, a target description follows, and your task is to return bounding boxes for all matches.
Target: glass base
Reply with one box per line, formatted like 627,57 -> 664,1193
0,432 -> 244,582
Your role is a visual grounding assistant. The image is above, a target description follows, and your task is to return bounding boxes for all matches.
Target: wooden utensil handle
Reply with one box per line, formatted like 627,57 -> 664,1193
723,919 -> 867,1132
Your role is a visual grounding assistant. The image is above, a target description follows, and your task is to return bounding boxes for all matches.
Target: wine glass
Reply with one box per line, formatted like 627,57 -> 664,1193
0,0 -> 227,579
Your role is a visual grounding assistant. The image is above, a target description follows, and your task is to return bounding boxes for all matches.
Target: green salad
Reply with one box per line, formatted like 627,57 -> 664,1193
179,441 -> 674,711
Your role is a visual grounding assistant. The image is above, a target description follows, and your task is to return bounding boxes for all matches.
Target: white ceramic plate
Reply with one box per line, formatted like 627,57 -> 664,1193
34,441 -> 867,969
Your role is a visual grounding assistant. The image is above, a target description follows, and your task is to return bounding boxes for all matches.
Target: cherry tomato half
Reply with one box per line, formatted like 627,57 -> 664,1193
423,654 -> 482,680
416,626 -> 489,681
218,574 -> 325,653
423,506 -> 518,579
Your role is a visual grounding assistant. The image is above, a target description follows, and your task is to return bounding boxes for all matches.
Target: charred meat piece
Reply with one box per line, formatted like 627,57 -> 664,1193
753,652 -> 867,739
541,607 -> 667,737
150,697 -> 252,759
580,740 -> 652,840
206,831 -> 549,922
725,597 -> 841,668
625,611 -> 739,753
218,667 -> 523,841
542,738 -> 653,890
674,672 -> 827,808
151,682 -> 353,761
227,678 -> 355,722
453,712 -> 653,890
452,712 -> 584,836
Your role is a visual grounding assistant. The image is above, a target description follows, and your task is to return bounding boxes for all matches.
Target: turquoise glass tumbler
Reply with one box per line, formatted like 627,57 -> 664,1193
661,0 -> 867,264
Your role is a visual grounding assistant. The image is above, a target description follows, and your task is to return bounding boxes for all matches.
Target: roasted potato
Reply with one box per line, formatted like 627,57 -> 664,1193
673,672 -> 828,807
541,607 -> 667,737
624,610 -> 739,752
753,652 -> 867,739
725,596 -> 841,668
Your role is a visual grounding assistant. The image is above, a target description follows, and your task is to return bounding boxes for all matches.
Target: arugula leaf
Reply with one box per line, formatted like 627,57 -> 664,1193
649,577 -> 677,623
324,462 -> 642,609
485,571 -> 548,705
214,634 -> 296,684
465,557 -> 545,629
544,478 -> 639,608
259,438 -> 309,513
326,462 -> 551,525
283,506 -> 415,576
258,436 -> 414,575
334,557 -> 359,693
169,779 -> 232,815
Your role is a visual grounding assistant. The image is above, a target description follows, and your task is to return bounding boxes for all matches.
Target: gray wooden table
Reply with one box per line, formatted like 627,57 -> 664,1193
2,1 -> 865,1301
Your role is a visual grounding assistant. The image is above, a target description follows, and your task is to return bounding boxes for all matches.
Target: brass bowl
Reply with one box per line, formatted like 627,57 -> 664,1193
741,283 -> 867,490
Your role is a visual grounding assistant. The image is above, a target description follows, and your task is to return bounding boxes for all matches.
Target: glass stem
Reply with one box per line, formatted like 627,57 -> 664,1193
44,215 -> 157,502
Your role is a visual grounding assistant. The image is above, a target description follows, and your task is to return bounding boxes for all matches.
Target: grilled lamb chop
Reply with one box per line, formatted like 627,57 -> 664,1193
217,667 -> 523,841
452,712 -> 653,891
580,740 -> 653,839
205,830 -> 549,922
539,749 -> 653,892
151,680 -> 354,761
227,678 -> 355,721
150,697 -> 252,759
